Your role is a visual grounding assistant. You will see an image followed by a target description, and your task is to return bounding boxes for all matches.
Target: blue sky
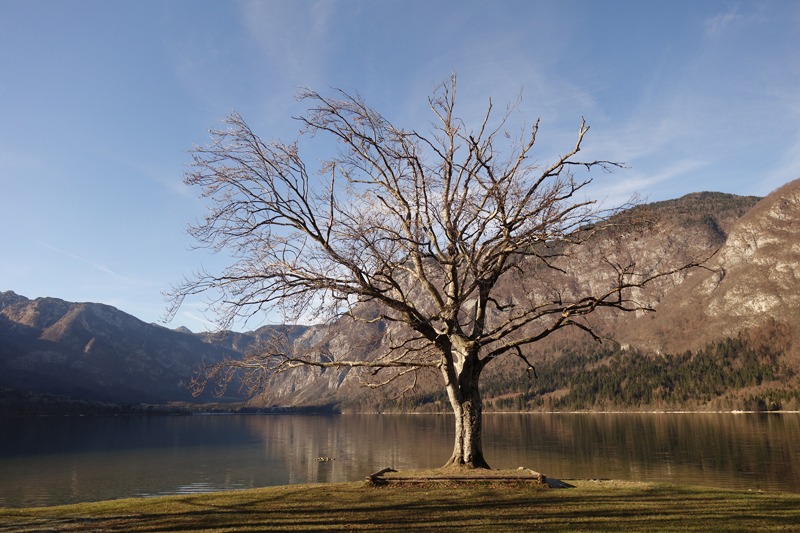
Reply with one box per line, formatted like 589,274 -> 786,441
1,1 -> 798,332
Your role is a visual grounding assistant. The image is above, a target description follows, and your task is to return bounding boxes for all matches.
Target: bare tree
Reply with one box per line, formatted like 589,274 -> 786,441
167,74 -> 701,469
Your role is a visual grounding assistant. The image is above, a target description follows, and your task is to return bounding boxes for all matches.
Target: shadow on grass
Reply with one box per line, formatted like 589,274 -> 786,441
2,482 -> 799,532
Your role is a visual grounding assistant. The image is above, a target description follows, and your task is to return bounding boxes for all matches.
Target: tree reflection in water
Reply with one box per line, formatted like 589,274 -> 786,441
0,413 -> 798,508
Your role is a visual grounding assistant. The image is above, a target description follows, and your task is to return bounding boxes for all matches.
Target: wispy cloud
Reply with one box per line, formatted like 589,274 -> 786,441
589,114 -> 691,165
586,159 -> 708,208
703,4 -> 768,39
38,241 -> 131,282
764,132 -> 800,194
182,311 -> 217,329
759,88 -> 800,194
240,0 -> 336,87
704,7 -> 745,37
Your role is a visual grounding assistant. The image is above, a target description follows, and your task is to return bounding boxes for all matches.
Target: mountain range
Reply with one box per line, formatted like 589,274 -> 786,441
2,178 -> 799,413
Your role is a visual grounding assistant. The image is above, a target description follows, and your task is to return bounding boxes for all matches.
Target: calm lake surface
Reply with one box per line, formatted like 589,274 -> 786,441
1,413 -> 799,508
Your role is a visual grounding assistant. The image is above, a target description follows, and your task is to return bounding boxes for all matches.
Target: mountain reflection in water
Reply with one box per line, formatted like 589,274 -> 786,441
1,413 -> 798,508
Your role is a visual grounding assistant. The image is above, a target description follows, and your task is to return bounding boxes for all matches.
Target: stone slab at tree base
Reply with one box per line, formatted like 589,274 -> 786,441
366,467 -> 570,487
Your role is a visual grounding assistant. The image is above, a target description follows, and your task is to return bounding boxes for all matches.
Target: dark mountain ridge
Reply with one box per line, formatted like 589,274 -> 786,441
0,294 -> 237,404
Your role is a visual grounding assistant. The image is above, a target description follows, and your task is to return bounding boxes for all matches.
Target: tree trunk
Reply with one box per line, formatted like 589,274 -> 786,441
443,361 -> 490,469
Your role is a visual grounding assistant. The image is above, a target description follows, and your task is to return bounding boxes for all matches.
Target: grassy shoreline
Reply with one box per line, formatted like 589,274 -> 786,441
2,479 -> 798,532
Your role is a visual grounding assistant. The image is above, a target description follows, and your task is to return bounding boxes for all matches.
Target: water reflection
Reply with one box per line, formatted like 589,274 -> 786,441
0,413 -> 798,507
482,413 -> 800,493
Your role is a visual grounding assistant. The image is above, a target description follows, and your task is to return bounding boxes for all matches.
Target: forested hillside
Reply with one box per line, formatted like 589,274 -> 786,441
353,319 -> 798,413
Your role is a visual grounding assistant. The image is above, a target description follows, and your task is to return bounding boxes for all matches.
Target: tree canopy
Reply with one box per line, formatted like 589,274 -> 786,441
168,74 -> 702,468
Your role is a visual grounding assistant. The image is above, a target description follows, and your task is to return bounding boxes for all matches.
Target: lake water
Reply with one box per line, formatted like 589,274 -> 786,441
1,413 -> 799,508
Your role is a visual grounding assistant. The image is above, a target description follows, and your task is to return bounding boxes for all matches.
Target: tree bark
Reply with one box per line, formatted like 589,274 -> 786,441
443,355 -> 490,469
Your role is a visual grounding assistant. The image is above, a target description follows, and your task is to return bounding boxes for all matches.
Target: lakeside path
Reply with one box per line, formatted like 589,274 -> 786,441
1,480 -> 799,532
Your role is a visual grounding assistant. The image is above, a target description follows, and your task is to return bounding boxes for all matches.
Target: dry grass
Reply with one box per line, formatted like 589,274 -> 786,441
1,480 -> 798,532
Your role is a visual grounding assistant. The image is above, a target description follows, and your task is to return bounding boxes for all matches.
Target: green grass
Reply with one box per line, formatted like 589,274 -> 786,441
1,480 -> 798,532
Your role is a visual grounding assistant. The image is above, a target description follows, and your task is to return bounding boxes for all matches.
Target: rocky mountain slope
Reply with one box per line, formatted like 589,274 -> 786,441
618,179 -> 800,358
242,189 -> 775,409
0,294 -> 238,403
6,181 -> 799,412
